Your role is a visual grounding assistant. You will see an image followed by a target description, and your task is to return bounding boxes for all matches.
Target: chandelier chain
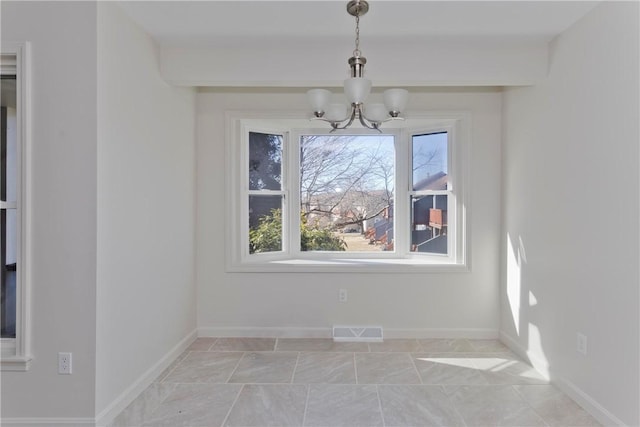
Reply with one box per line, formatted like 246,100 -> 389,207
353,14 -> 361,57
307,0 -> 407,132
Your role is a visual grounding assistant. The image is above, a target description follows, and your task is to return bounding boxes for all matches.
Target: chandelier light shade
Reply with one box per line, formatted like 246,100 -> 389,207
307,0 -> 408,131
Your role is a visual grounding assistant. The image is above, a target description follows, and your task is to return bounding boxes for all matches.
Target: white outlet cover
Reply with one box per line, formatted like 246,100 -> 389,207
58,352 -> 73,374
576,333 -> 587,355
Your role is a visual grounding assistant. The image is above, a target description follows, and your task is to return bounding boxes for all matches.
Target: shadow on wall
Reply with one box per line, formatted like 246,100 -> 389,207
505,232 -> 550,379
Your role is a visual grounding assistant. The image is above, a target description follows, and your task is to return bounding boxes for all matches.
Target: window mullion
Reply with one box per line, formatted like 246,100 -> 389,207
247,190 -> 285,196
245,129 -> 287,257
394,129 -> 409,256
289,131 -> 301,257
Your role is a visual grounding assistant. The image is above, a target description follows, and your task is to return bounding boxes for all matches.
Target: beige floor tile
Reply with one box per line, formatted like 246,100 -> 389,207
141,383 -> 241,427
211,337 -> 276,352
515,385 -> 602,426
355,353 -> 421,384
304,384 -> 383,426
449,385 -> 547,426
228,352 -> 298,383
111,338 -> 603,427
162,352 -> 243,384
368,338 -> 421,352
378,384 -> 465,426
293,352 -> 356,384
186,337 -> 217,351
154,351 -> 190,383
513,384 -> 564,403
412,353 -> 489,385
418,338 -> 475,353
472,354 -> 549,385
224,384 -> 307,427
111,383 -> 176,427
468,339 -> 511,352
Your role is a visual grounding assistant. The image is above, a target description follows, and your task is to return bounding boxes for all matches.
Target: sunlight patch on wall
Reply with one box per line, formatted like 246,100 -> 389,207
529,290 -> 538,306
526,323 -> 550,380
507,233 -> 522,335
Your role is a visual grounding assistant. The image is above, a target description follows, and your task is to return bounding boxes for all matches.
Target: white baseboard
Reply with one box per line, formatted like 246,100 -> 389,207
0,418 -> 95,426
499,331 -> 551,380
198,326 -> 331,338
384,328 -> 498,339
500,331 -> 625,427
555,377 -> 627,427
94,329 -> 198,427
198,326 -> 498,339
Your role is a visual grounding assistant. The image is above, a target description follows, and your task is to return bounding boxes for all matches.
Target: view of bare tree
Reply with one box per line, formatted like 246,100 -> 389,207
300,135 -> 394,231
412,132 -> 446,186
248,131 -> 449,254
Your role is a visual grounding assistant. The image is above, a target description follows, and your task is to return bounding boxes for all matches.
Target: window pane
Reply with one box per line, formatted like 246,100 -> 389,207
412,132 -> 448,191
300,135 -> 394,252
411,194 -> 448,254
1,209 -> 16,338
1,87 -> 17,202
1,101 -> 17,339
249,132 -> 282,191
249,195 -> 283,254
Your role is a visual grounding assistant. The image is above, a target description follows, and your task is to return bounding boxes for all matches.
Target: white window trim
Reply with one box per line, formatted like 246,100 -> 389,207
289,128 -> 403,262
242,126 -> 290,261
408,128 -> 455,259
1,42 -> 32,371
225,110 -> 471,273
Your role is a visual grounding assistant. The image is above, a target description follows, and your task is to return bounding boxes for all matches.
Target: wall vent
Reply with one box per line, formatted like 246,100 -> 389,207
332,326 -> 383,342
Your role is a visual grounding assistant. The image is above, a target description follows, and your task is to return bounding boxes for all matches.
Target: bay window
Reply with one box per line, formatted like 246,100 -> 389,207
227,112 -> 469,272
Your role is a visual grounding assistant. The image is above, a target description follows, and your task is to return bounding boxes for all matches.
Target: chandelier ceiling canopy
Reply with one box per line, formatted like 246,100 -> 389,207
307,0 -> 408,132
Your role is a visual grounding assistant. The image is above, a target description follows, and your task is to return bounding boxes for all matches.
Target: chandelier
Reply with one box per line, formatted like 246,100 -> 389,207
307,0 -> 408,132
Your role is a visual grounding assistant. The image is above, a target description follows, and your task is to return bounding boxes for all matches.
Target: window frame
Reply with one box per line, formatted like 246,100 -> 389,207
243,126 -> 290,261
290,128 -> 402,261
1,42 -> 32,371
226,111 -> 470,273
408,128 -> 457,260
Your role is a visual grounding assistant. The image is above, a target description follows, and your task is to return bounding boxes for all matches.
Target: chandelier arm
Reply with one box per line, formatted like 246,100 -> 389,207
308,108 -> 353,125
381,116 -> 406,124
328,106 -> 358,132
357,105 -> 382,132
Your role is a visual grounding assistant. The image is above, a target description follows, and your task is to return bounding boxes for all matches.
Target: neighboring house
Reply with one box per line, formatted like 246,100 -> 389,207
363,171 -> 449,252
411,171 -> 448,253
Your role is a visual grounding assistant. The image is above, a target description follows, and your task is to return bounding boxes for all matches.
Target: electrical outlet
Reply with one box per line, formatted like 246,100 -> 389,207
58,352 -> 72,374
339,289 -> 348,303
576,333 -> 587,356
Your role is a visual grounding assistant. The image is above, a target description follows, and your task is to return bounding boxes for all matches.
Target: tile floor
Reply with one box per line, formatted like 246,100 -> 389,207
110,338 -> 601,427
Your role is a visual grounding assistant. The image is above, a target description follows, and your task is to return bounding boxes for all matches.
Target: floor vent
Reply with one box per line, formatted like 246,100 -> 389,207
332,326 -> 383,342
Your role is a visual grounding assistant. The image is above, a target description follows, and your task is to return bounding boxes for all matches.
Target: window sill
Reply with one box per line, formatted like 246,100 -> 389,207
228,257 -> 469,273
1,355 -> 32,371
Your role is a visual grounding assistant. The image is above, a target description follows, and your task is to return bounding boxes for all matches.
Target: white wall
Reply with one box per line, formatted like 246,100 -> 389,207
1,1 -> 98,420
162,41 -> 548,87
501,2 -> 639,425
96,1 -> 196,419
197,88 -> 502,336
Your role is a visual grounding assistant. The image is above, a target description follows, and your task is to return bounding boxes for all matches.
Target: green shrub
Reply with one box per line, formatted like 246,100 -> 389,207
249,209 -> 346,253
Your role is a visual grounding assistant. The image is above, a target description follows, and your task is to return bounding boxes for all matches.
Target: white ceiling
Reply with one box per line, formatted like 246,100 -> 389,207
118,1 -> 600,47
